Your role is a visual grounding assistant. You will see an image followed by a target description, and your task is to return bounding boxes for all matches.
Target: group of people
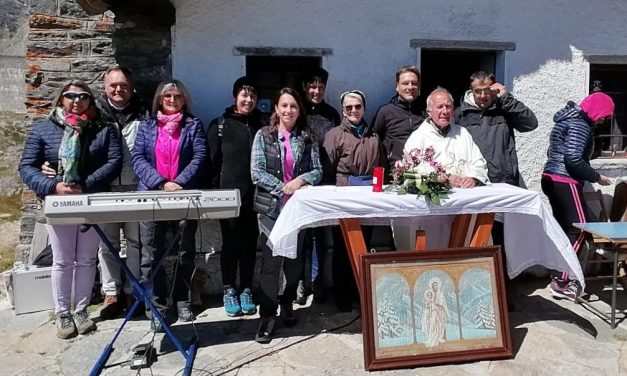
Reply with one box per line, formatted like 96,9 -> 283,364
17,62 -> 616,344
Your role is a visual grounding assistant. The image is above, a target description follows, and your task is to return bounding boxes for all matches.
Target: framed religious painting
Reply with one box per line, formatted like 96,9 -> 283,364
359,246 -> 512,371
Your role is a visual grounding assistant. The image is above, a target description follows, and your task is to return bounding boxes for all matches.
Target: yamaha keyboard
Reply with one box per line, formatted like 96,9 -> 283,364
44,189 -> 240,225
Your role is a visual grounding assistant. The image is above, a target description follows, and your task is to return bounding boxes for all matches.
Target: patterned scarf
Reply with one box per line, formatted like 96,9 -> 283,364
55,108 -> 90,184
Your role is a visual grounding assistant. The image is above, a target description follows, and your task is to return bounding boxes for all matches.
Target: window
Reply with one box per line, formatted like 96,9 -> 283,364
410,39 -> 515,106
246,56 -> 321,112
235,47 -> 332,113
421,50 -> 496,105
589,64 -> 627,158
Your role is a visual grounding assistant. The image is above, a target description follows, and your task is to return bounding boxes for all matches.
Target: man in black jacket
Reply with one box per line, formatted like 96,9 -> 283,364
455,70 -> 538,187
295,68 -> 340,305
455,71 -> 538,303
206,76 -> 267,317
372,65 -> 425,172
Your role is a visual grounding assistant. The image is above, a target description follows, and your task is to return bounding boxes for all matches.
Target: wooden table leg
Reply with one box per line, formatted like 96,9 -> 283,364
415,229 -> 427,251
339,218 -> 368,291
470,213 -> 496,247
449,213 -> 495,248
340,214 -> 495,294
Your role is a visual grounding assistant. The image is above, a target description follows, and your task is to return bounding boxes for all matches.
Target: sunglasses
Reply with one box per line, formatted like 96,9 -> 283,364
63,91 -> 91,101
472,88 -> 495,96
344,104 -> 363,111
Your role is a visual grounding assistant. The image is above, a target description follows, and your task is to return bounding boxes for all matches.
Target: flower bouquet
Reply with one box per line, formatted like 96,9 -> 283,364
386,147 -> 451,205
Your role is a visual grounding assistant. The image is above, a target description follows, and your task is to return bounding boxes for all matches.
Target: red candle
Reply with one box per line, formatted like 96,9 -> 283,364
372,167 -> 384,192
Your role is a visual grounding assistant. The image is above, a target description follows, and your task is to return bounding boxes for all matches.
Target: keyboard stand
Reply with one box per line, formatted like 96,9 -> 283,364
89,224 -> 197,376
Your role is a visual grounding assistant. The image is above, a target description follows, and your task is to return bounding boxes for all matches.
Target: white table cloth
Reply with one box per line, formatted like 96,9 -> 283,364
268,183 -> 584,286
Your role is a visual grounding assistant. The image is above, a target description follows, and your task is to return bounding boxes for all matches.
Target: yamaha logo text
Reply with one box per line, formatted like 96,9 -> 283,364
52,200 -> 84,207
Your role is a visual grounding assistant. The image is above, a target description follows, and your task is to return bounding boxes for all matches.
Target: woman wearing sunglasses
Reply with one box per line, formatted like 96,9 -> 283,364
131,80 -> 206,327
322,90 -> 387,311
18,80 -> 122,339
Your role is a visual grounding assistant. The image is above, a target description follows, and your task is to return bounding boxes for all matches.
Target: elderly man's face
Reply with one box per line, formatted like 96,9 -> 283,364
427,92 -> 453,129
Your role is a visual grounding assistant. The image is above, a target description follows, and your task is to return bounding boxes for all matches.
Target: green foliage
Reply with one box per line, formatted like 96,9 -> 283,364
399,173 -> 451,205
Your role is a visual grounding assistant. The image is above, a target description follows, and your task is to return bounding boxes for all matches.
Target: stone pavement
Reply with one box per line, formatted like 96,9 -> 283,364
2,278 -> 627,376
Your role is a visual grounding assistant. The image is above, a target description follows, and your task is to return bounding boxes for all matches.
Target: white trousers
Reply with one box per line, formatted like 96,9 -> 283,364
98,221 -> 141,295
46,224 -> 100,313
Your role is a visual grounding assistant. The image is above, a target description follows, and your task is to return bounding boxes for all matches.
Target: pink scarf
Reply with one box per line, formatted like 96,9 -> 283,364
280,129 -> 295,204
155,111 -> 183,182
157,111 -> 183,134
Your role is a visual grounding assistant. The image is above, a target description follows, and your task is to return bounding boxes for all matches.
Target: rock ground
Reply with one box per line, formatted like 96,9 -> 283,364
2,279 -> 627,375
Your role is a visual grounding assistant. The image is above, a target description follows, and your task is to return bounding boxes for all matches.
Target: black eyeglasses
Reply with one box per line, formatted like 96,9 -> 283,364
344,104 -> 363,111
63,92 -> 90,101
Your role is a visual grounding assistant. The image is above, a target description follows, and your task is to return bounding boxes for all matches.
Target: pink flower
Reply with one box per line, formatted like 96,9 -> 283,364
394,160 -> 404,171
424,146 -> 435,158
409,149 -> 421,160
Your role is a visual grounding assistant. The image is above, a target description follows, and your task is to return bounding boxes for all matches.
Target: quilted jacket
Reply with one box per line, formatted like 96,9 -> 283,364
19,116 -> 122,197
131,113 -> 206,191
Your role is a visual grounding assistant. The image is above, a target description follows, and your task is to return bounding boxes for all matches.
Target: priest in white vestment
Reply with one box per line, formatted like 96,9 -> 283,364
404,88 -> 489,188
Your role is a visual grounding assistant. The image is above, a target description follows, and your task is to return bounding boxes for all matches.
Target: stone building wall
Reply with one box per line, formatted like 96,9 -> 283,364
17,0 -> 176,264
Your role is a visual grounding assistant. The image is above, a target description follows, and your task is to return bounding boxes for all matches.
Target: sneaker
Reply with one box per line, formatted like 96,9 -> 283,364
99,294 -> 122,320
177,301 -> 194,322
280,303 -> 297,327
151,316 -> 163,333
74,309 -> 97,335
255,316 -> 277,344
56,311 -> 77,339
294,280 -> 310,305
223,288 -> 242,317
550,278 -> 582,301
240,288 -> 257,315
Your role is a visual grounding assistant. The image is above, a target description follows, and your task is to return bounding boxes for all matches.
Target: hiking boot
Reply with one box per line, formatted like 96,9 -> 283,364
177,301 -> 194,322
56,311 -> 77,339
74,309 -> 97,335
294,280 -> 310,305
280,303 -> 297,327
124,294 -> 144,318
240,288 -> 257,315
223,287 -> 242,317
550,278 -> 582,301
99,294 -> 122,320
255,316 -> 277,344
